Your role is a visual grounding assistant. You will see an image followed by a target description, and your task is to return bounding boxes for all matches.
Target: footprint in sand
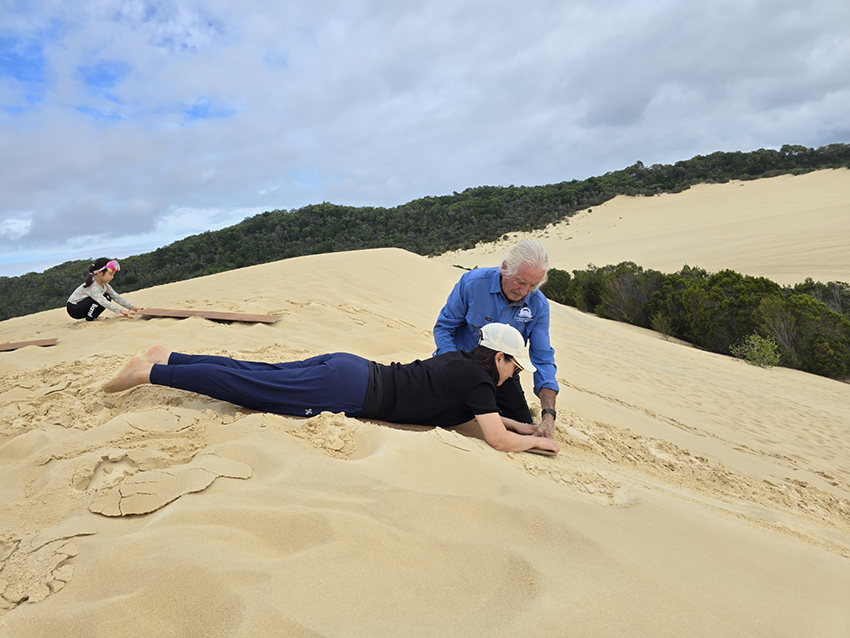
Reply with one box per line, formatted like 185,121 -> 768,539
89,453 -> 252,517
83,454 -> 142,491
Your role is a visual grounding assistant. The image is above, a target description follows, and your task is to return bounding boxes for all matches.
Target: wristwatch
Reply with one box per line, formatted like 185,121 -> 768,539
541,408 -> 557,420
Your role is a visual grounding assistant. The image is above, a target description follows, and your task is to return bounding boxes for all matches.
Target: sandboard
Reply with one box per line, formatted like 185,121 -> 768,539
525,447 -> 558,456
139,308 -> 280,324
0,337 -> 59,352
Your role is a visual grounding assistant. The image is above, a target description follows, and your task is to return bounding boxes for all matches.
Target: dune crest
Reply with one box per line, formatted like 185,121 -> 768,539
434,168 -> 850,286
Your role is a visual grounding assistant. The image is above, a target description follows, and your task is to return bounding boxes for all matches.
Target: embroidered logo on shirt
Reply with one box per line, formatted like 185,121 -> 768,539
305,408 -> 313,415
516,307 -> 533,323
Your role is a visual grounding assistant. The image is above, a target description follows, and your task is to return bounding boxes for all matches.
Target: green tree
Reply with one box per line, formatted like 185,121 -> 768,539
681,270 -> 781,353
597,262 -> 664,326
540,268 -> 572,306
730,334 -> 781,368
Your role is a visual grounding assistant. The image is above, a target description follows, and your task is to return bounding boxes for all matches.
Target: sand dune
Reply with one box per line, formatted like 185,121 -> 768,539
1,173 -> 849,636
433,168 -> 850,286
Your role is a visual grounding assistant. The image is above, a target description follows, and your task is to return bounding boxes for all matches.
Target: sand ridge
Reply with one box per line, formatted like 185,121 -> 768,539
433,168 -> 850,286
0,189 -> 849,635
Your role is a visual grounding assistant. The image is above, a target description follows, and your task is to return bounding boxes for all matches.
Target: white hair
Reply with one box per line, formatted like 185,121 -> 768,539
502,240 -> 549,286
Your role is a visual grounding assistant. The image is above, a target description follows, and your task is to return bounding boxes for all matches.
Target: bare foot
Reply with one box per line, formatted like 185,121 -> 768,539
102,357 -> 154,393
145,345 -> 171,365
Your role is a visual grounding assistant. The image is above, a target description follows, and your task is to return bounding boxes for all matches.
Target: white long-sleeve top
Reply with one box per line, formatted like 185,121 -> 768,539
67,281 -> 133,315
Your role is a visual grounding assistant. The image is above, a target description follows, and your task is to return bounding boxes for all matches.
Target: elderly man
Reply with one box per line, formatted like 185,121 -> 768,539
433,240 -> 559,438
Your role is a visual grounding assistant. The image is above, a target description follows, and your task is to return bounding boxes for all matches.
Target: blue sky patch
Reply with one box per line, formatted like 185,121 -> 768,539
77,105 -> 123,121
78,60 -> 131,90
183,99 -> 235,120
0,35 -> 46,83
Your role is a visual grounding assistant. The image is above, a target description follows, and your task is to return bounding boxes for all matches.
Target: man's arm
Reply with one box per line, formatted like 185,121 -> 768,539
535,387 -> 557,438
433,276 -> 469,354
528,298 -> 559,438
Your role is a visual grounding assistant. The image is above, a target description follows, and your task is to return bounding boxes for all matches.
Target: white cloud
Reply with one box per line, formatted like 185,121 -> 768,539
0,214 -> 32,241
0,0 -> 849,276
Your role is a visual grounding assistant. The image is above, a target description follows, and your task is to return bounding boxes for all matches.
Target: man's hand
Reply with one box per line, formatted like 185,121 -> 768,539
535,387 -> 558,439
533,414 -> 555,439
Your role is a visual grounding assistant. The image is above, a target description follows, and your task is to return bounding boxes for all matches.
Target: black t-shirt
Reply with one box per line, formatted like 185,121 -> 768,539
363,351 -> 498,426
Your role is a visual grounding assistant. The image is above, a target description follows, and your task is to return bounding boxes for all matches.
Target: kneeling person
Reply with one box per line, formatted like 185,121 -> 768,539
433,241 -> 559,437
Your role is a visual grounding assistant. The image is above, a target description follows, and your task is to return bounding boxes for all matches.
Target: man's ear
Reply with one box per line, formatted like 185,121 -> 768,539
500,260 -> 508,274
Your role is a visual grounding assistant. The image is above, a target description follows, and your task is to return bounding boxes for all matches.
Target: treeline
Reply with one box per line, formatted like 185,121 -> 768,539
540,263 -> 850,380
2,142 -> 849,321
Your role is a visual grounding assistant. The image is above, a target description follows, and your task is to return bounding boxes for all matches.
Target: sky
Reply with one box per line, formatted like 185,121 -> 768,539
1,0 -> 849,277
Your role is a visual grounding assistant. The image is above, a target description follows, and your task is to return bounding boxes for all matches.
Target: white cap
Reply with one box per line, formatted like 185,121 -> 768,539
479,323 -> 536,373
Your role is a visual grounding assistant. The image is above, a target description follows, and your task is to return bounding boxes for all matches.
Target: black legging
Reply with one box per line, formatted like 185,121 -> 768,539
66,294 -> 112,321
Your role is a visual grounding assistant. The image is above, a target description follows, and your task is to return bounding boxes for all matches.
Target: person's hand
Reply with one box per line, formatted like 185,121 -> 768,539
120,309 -> 132,316
534,414 -> 555,439
130,306 -> 144,314
511,421 -> 538,435
501,417 -> 537,435
529,436 -> 559,454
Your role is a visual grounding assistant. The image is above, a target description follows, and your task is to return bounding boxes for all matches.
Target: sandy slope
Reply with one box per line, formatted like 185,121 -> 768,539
0,196 -> 849,635
433,168 -> 850,286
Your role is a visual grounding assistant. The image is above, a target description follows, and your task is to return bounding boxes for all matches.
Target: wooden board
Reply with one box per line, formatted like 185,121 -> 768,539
525,447 -> 558,457
0,338 -> 59,352
139,308 -> 280,324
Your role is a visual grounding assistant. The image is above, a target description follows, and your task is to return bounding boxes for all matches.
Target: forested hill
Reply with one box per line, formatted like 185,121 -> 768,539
2,143 -> 849,322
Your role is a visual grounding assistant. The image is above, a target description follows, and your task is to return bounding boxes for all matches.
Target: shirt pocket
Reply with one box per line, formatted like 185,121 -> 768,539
466,310 -> 492,331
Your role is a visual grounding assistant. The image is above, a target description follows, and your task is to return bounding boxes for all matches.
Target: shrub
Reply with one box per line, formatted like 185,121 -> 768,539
540,268 -> 572,306
730,334 -> 781,368
651,312 -> 673,340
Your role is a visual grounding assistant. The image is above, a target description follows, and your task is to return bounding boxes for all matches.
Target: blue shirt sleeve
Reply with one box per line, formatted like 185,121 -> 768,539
433,275 -> 470,354
527,297 -> 559,394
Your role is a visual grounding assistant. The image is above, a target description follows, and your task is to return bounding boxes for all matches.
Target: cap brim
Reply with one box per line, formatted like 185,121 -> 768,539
513,355 -> 536,373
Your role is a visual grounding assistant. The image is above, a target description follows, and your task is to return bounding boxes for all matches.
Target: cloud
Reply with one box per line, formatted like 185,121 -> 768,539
0,0 -> 849,276
0,214 -> 32,240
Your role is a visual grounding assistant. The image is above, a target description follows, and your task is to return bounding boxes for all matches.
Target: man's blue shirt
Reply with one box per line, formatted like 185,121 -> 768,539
433,267 -> 558,395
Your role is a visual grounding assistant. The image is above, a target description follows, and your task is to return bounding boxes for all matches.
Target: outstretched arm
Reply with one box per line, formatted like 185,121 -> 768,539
475,412 -> 559,454
501,416 -> 537,435
105,285 -> 141,314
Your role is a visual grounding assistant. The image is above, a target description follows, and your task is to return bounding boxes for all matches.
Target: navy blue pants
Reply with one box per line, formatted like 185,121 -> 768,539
150,352 -> 370,417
